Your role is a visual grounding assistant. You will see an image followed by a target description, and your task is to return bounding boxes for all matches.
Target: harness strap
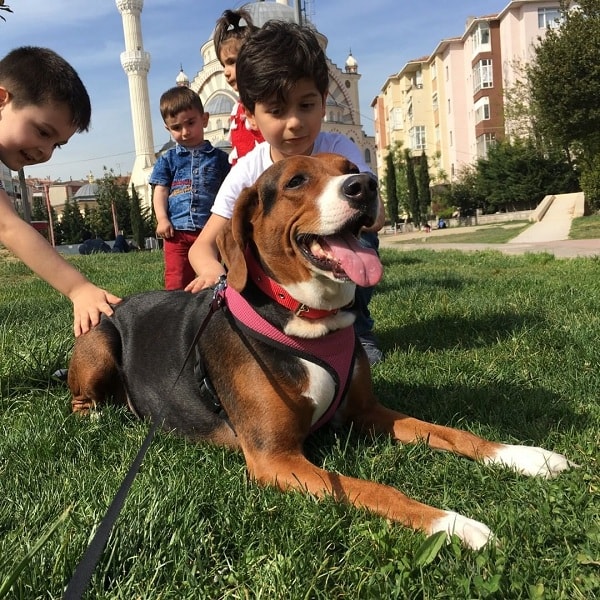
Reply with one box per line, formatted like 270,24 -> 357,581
223,285 -> 356,432
63,278 -> 227,600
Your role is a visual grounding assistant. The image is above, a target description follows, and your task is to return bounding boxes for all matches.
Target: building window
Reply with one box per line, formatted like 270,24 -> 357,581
414,69 -> 423,89
476,132 -> 496,158
474,96 -> 490,123
390,107 -> 403,130
431,62 -> 437,80
473,59 -> 493,93
432,91 -> 438,112
410,125 -> 426,151
472,22 -> 491,54
538,7 -> 561,29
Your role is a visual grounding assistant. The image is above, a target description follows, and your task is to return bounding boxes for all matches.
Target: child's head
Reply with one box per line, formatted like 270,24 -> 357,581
236,21 -> 329,115
213,9 -> 256,92
159,86 -> 208,149
236,21 -> 330,162
0,46 -> 91,170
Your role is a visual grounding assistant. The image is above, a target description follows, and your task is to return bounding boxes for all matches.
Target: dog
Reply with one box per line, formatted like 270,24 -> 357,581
68,153 -> 574,550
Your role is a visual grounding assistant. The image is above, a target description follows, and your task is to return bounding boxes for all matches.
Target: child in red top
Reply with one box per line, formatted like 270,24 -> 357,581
213,9 -> 264,165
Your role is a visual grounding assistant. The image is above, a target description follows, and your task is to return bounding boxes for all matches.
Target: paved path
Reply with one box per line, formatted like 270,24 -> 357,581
509,193 -> 580,244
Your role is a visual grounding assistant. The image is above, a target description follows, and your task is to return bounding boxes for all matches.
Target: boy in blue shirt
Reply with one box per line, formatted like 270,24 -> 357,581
150,86 -> 230,290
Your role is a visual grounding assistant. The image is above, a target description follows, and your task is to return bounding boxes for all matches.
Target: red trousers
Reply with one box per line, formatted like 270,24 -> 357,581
163,229 -> 201,290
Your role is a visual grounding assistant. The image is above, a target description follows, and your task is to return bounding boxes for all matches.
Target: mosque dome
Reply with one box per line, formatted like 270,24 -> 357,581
73,182 -> 99,201
204,93 -> 236,116
210,2 -> 317,37
176,65 -> 190,87
241,0 -> 297,26
345,51 -> 358,74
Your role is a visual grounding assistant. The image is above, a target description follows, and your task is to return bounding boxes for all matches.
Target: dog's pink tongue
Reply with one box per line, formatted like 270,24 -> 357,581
322,233 -> 383,287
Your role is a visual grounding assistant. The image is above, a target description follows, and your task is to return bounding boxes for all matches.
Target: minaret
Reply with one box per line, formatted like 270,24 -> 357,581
116,0 -> 155,205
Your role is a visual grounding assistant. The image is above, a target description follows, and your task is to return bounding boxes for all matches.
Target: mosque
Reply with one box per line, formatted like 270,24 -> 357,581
116,0 -> 376,207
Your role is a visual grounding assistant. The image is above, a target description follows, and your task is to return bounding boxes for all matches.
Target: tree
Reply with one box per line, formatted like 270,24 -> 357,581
503,59 -> 540,145
418,152 -> 431,225
475,139 -> 578,211
528,0 -> 600,166
404,148 -> 420,225
129,183 -> 155,249
0,1 -> 13,22
60,196 -> 87,243
31,196 -> 48,221
384,150 -> 399,225
438,165 -> 483,220
50,206 -> 64,245
92,169 -> 132,239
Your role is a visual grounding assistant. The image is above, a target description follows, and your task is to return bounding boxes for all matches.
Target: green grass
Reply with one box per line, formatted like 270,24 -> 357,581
396,223 -> 531,245
569,214 -> 600,239
1,249 -> 599,599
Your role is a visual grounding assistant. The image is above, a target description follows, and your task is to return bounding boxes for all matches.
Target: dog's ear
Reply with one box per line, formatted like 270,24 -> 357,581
217,184 -> 258,291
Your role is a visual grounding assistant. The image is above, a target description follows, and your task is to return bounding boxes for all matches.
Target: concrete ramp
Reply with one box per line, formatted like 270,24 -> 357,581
509,192 -> 584,244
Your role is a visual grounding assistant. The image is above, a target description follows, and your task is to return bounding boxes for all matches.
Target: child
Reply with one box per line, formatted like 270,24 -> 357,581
149,86 -> 230,290
187,21 -> 385,363
213,8 -> 264,164
0,46 -> 120,337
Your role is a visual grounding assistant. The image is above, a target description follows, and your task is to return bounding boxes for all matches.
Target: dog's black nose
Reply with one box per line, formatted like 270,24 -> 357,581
342,173 -> 378,209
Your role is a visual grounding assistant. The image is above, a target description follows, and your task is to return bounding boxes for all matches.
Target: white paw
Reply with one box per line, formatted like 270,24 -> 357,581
429,511 -> 495,550
484,444 -> 578,479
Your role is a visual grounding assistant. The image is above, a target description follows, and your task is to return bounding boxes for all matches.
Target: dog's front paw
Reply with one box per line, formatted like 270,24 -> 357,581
484,444 -> 578,478
429,511 -> 495,550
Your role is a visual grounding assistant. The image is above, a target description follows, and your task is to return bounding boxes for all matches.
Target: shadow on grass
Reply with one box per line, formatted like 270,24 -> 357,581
372,378 -> 583,444
379,310 -> 540,353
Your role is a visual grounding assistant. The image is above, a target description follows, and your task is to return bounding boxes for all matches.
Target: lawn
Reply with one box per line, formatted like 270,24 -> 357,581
390,213 -> 600,246
0,249 -> 598,599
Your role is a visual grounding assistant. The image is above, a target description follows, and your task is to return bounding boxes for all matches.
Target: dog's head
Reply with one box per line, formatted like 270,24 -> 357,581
217,153 -> 383,315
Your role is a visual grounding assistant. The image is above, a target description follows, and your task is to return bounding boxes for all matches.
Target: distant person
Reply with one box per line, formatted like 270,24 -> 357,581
149,86 -> 230,290
112,232 -> 131,253
213,8 -> 264,165
78,232 -> 110,255
437,218 -> 446,229
186,21 -> 386,364
0,46 -> 120,336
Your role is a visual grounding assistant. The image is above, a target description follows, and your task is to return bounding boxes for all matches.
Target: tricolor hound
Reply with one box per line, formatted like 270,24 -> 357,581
68,153 -> 574,550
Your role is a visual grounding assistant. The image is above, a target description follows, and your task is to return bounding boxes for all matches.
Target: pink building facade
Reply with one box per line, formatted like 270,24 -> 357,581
372,0 -> 562,184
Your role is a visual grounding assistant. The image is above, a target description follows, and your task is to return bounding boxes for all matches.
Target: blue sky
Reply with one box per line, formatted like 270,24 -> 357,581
2,0 -> 499,181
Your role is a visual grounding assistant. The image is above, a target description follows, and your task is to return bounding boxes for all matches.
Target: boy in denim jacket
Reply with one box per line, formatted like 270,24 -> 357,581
150,86 -> 230,290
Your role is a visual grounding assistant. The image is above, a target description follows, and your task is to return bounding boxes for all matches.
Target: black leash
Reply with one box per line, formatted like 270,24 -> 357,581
63,279 -> 227,599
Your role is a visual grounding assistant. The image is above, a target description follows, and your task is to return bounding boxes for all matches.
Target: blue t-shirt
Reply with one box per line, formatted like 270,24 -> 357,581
149,141 -> 230,231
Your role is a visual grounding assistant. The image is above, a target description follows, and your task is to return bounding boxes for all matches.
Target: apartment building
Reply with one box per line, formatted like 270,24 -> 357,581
372,0 -> 562,183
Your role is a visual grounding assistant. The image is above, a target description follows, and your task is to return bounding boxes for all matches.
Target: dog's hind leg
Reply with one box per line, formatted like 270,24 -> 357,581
68,326 -> 125,414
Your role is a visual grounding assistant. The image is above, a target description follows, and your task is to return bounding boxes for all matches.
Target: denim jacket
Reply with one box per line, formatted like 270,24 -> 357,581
149,141 -> 230,231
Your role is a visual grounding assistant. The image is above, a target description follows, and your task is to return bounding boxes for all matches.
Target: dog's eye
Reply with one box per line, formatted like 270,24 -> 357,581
286,174 -> 308,189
